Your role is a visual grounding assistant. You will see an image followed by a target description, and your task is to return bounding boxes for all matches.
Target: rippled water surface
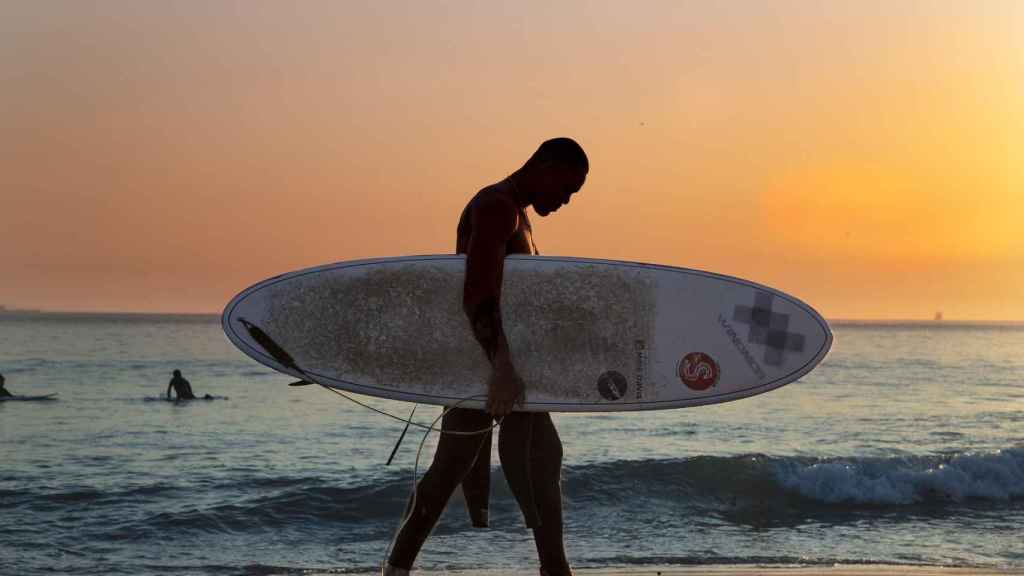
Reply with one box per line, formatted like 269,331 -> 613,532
1,315 -> 1022,575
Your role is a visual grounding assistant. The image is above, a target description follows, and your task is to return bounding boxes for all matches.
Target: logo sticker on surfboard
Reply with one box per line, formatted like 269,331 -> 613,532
677,352 -> 720,391
597,370 -> 628,400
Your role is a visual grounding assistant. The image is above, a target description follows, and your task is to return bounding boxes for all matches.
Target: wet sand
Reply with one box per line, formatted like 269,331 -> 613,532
583,567 -> 1024,576
347,566 -> 1024,576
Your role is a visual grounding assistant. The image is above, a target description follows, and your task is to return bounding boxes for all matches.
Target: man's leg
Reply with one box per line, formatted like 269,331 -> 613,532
461,427 -> 492,527
530,413 -> 570,576
497,412 -> 570,575
388,407 -> 492,570
498,412 -> 540,527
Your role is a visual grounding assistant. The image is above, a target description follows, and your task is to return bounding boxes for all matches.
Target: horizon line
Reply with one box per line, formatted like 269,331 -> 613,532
3,309 -> 1023,326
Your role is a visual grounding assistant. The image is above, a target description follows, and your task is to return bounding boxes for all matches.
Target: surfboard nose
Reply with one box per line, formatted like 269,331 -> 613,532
727,288 -> 830,369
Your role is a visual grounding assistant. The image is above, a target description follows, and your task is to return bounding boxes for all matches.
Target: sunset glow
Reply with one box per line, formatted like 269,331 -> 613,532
2,1 -> 1021,320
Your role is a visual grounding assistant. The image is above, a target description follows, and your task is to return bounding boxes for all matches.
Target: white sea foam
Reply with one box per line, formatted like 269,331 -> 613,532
775,448 -> 1024,504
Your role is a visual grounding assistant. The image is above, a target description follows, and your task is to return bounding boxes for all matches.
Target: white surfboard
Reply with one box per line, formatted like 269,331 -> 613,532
223,255 -> 831,412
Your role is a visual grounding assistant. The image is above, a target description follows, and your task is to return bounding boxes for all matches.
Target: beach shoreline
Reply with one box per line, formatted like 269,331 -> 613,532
343,566 -> 1024,576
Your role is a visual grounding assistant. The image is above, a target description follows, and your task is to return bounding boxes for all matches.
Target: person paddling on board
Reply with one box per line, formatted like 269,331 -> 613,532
166,369 -> 198,400
0,373 -> 12,397
386,138 -> 588,576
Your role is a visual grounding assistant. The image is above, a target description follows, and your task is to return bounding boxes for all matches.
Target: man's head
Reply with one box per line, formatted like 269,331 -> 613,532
521,138 -> 588,217
172,370 -> 181,377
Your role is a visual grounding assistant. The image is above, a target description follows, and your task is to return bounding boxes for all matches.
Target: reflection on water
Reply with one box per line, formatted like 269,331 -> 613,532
1,316 -> 1022,574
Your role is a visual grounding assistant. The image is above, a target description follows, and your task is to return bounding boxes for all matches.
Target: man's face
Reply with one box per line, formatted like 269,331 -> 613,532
534,163 -> 587,217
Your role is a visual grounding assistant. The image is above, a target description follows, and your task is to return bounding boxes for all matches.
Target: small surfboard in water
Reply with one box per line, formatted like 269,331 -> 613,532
143,395 -> 225,402
0,393 -> 58,402
224,255 -> 832,412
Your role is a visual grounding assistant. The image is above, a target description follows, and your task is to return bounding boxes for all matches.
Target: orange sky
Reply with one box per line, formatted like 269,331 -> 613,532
1,1 -> 1021,319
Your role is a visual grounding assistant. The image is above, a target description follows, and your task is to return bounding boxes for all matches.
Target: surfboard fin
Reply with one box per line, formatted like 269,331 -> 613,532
288,380 -> 315,386
237,317 -> 301,371
386,404 -> 417,465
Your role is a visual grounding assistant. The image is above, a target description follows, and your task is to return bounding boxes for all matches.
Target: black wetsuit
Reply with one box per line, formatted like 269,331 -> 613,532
0,386 -> 12,398
167,375 -> 196,400
389,181 -> 569,575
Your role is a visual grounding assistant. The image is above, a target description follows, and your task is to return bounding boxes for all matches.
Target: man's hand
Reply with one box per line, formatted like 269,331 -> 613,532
486,363 -> 524,417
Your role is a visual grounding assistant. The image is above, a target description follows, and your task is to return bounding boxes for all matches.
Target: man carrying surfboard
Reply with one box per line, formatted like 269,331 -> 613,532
386,138 -> 588,576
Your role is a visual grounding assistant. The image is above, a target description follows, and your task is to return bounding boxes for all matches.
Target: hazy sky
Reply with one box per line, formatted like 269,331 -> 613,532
2,1 -> 1021,319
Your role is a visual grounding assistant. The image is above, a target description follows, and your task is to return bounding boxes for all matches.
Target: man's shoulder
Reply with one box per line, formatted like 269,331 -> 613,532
468,184 -> 518,220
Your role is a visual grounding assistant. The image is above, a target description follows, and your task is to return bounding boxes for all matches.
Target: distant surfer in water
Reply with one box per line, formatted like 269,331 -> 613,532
386,138 -> 588,576
167,369 -> 198,400
0,373 -> 12,397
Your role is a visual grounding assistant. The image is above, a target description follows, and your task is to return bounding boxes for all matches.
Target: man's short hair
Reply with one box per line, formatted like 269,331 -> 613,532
525,138 -> 588,172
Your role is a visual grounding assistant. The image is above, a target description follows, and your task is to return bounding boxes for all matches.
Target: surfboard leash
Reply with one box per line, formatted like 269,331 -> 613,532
236,317 -> 504,574
238,316 -> 500,435
381,393 -> 500,576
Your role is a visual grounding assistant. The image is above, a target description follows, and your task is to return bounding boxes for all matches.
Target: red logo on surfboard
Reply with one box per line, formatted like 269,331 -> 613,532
678,352 -> 719,391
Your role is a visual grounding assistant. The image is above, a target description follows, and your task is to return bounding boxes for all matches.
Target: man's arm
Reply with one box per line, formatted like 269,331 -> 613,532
462,196 -> 523,416
167,379 -> 174,399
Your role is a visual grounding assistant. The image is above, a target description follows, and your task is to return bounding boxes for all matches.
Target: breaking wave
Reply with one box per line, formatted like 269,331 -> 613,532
4,448 -> 1022,538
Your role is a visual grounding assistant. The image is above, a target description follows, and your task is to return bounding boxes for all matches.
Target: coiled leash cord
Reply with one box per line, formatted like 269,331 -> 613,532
237,317 -> 501,574
312,385 -> 501,575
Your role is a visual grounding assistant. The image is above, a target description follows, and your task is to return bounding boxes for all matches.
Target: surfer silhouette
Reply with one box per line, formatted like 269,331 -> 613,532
386,138 -> 588,576
0,373 -> 12,397
166,369 -> 198,400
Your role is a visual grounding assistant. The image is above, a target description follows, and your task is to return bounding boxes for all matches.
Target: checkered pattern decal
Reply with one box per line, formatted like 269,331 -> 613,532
732,291 -> 805,366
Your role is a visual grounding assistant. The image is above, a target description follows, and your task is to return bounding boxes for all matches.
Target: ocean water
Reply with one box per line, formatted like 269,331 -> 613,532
1,314 -> 1022,575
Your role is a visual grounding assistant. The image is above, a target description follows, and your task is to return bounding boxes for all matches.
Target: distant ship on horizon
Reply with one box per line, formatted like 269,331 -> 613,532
934,311 -> 943,321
